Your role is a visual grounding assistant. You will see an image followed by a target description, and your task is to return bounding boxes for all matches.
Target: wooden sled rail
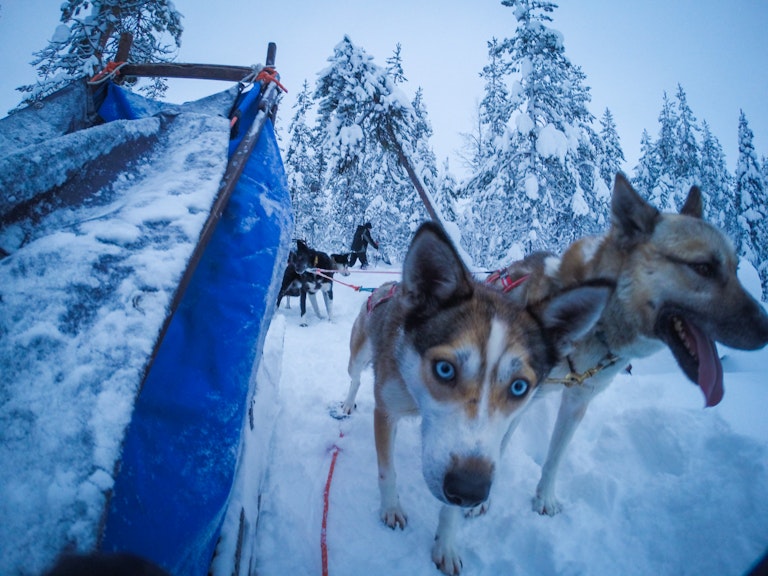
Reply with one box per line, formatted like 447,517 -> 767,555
119,63 -> 257,82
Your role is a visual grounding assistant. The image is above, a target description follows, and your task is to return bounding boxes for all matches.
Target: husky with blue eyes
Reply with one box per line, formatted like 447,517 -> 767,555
341,222 -> 611,575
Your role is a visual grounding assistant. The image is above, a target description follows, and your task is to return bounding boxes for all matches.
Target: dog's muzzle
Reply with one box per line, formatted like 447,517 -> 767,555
443,456 -> 494,508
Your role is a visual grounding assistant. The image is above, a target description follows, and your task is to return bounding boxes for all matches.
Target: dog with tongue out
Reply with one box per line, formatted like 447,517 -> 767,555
487,173 -> 768,517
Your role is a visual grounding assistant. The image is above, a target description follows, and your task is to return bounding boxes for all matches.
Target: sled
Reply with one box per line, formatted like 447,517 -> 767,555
0,44 -> 292,575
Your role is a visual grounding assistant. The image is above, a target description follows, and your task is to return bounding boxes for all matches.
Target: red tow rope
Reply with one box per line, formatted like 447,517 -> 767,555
321,432 -> 343,576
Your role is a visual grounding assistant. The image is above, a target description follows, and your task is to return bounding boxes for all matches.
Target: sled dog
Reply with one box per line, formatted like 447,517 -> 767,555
277,240 -> 349,324
342,222 -> 610,574
488,173 -> 768,516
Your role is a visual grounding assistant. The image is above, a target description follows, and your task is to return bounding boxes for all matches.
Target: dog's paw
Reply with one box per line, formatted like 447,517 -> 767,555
532,493 -> 562,516
432,539 -> 463,575
380,505 -> 408,530
464,499 -> 490,519
328,402 -> 352,420
341,401 -> 356,415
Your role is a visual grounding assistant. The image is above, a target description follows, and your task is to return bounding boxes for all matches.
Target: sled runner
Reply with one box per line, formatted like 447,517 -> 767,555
0,44 -> 292,575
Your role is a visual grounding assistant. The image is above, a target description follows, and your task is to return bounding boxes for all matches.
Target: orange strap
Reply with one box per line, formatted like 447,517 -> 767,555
255,66 -> 288,93
89,61 -> 126,83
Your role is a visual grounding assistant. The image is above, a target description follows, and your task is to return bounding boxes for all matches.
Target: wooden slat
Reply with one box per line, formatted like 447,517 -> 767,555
120,62 -> 255,82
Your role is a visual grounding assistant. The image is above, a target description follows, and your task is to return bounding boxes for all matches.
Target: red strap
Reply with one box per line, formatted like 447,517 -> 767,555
367,283 -> 398,314
321,433 -> 343,576
486,269 -> 530,293
256,66 -> 287,93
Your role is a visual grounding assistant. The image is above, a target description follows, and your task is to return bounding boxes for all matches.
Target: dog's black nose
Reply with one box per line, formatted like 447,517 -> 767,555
443,465 -> 492,508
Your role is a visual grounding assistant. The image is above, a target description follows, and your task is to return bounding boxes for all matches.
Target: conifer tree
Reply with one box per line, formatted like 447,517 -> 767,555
386,43 -> 407,86
597,108 -> 625,190
650,91 -> 678,211
16,0 -> 182,107
633,129 -> 658,197
699,119 -> 734,238
479,37 -> 511,145
734,111 -> 768,299
673,85 -> 700,181
462,0 -> 603,265
285,80 -> 325,245
671,84 -> 701,209
313,35 -> 429,261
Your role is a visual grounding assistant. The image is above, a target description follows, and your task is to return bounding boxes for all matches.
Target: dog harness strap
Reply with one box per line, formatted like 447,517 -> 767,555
486,269 -> 529,293
547,353 -> 621,387
367,283 -> 398,314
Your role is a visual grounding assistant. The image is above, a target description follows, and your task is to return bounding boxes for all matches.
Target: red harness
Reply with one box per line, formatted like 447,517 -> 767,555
485,269 -> 530,293
367,283 -> 398,314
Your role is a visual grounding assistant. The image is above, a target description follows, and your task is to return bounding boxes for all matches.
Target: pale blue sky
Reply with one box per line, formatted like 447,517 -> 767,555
1,1 -> 766,178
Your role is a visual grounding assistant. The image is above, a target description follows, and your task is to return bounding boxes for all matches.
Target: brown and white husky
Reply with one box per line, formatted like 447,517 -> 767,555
341,222 -> 611,574
487,173 -> 768,516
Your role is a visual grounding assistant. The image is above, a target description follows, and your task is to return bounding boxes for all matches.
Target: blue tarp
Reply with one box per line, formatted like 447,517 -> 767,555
99,82 -> 292,574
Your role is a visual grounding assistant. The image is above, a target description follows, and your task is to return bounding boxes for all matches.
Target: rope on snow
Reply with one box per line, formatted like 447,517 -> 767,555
321,432 -> 344,576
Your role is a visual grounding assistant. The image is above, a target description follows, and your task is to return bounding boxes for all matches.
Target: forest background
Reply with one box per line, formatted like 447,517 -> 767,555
3,0 -> 767,298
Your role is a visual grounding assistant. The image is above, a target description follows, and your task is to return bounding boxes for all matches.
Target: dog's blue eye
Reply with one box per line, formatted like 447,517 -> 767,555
433,360 -> 456,382
509,379 -> 529,398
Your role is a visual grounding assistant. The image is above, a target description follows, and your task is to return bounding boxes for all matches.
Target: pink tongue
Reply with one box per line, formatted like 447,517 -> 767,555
688,320 -> 724,407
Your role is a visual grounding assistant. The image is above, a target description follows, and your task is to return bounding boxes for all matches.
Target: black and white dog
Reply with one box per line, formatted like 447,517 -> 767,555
277,240 -> 350,325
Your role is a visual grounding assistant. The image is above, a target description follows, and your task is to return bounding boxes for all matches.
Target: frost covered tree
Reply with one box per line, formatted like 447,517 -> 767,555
386,43 -> 407,86
16,0 -> 182,107
597,108 -> 625,190
633,129 -> 658,198
284,80 -> 326,245
734,111 -> 768,299
673,85 -> 700,182
479,37 -> 511,146
648,91 -> 678,211
408,87 -> 440,218
313,35 -> 429,260
699,119 -> 734,238
434,157 -> 461,224
462,0 -> 604,266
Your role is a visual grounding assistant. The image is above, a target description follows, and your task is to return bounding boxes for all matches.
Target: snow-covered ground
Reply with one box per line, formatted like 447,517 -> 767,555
248,264 -> 768,576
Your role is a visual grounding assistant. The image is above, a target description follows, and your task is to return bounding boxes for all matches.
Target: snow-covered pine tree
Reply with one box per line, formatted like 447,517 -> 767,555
462,0 -> 603,266
406,86 -> 440,226
699,119 -> 735,238
480,37 -> 511,147
734,110 -> 768,299
16,0 -> 182,108
313,35 -> 429,261
386,43 -> 407,86
649,91 -> 678,211
671,84 -> 701,208
284,79 -> 326,245
435,157 -> 461,224
457,38 -> 509,260
633,129 -> 658,198
597,108 -> 625,190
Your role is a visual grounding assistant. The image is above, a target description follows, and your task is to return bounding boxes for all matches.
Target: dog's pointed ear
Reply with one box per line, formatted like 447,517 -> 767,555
611,173 -> 659,247
537,281 -> 613,356
680,185 -> 703,218
401,222 -> 473,315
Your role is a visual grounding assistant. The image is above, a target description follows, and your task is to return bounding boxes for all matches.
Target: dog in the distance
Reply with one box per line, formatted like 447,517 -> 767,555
277,240 -> 350,325
341,222 -> 611,574
487,172 -> 768,517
